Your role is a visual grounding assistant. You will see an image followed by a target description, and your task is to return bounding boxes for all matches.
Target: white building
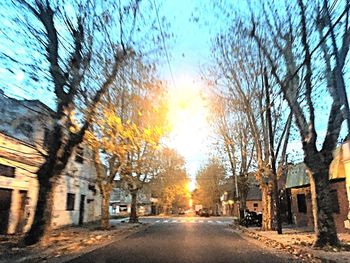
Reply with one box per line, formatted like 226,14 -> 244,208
109,180 -> 152,216
0,90 -> 101,234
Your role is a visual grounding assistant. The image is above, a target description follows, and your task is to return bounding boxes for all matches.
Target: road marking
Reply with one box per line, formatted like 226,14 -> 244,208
155,220 -> 160,223
208,220 -> 213,223
199,220 -> 203,223
172,220 -> 177,223
164,220 -> 169,223
181,220 -> 186,223
216,221 -> 222,224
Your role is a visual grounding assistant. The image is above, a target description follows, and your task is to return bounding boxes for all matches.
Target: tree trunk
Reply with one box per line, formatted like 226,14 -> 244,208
101,184 -> 112,230
261,185 -> 273,230
308,163 -> 340,247
129,190 -> 139,223
24,167 -> 56,245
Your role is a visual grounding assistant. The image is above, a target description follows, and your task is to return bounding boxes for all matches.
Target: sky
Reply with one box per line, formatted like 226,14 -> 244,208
1,0 -> 348,188
0,0 -> 301,186
156,0 -> 219,183
0,0 -> 219,186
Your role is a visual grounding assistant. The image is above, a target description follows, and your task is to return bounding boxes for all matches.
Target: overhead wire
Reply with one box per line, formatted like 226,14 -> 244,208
151,0 -> 176,88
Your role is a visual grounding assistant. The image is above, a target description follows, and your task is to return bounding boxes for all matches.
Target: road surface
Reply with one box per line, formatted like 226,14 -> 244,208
69,216 -> 296,263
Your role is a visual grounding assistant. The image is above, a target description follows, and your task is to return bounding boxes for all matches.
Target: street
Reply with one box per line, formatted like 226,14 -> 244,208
69,217 -> 296,263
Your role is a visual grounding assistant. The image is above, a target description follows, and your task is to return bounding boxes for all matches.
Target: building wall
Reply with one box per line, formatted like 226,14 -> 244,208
290,181 -> 349,232
51,146 -> 101,228
0,93 -> 102,233
331,180 -> 349,233
109,184 -> 152,216
290,187 -> 314,228
0,133 -> 41,234
342,141 -> 350,229
246,200 -> 262,213
0,132 -> 102,233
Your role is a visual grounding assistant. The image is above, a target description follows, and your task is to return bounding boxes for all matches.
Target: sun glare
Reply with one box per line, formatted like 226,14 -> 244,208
188,180 -> 196,192
166,76 -> 210,161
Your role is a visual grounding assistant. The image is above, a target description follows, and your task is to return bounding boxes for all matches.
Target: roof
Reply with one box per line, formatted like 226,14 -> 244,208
287,143 -> 349,189
286,163 -> 310,188
246,185 -> 262,201
329,145 -> 347,180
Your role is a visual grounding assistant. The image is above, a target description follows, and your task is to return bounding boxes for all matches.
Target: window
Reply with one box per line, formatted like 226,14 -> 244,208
119,205 -> 128,212
43,128 -> 50,149
330,189 -> 340,214
75,146 -> 84,164
66,193 -> 75,211
0,164 -> 15,178
297,194 -> 307,213
253,203 -> 258,208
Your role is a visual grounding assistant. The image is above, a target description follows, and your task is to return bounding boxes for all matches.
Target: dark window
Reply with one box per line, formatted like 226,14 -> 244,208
0,164 -> 15,178
75,146 -> 84,163
253,203 -> 258,208
330,189 -> 340,214
43,128 -> 50,149
66,193 -> 75,211
119,205 -> 128,212
297,194 -> 307,213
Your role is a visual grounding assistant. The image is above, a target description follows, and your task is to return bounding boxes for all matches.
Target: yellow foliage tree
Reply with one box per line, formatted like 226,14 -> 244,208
150,148 -> 190,214
85,57 -> 169,228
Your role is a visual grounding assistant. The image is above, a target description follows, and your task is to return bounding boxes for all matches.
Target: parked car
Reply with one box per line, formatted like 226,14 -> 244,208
199,208 -> 210,217
178,209 -> 185,215
239,211 -> 262,227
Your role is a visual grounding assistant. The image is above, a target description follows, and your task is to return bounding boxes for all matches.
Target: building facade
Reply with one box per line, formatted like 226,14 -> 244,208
286,151 -> 350,233
109,180 -> 152,216
0,91 -> 101,234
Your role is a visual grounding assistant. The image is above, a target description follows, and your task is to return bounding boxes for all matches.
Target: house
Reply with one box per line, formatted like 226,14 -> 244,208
220,175 -> 262,216
245,184 -> 262,213
109,180 -> 152,216
338,141 -> 350,229
0,90 -> 101,234
286,146 -> 350,232
0,132 -> 42,234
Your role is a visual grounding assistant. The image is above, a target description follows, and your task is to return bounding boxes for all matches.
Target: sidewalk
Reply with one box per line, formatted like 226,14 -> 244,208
0,221 -> 147,263
235,225 -> 350,262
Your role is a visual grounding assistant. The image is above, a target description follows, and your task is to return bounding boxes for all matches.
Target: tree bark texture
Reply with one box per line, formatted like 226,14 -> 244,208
24,166 -> 56,245
307,161 -> 339,247
101,184 -> 112,230
261,185 -> 273,230
129,189 -> 139,223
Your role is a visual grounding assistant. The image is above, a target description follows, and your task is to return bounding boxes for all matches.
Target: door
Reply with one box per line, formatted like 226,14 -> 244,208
79,195 -> 85,225
16,190 -> 28,233
0,188 -> 12,234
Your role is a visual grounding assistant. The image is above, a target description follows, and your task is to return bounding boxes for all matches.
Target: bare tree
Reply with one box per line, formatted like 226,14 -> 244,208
208,19 -> 291,232
250,0 -> 349,247
0,0 -> 160,245
209,95 -> 254,216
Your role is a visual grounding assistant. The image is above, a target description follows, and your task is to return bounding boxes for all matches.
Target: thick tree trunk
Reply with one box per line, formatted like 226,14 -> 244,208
308,163 -> 340,247
101,184 -> 112,230
261,185 -> 273,230
24,167 -> 56,245
129,190 -> 139,223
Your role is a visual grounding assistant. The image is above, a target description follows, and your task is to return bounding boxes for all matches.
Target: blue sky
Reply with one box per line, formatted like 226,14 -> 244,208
1,0 -> 349,182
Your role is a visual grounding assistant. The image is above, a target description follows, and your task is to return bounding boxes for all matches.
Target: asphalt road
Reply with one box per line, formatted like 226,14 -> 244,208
69,216 -> 296,263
